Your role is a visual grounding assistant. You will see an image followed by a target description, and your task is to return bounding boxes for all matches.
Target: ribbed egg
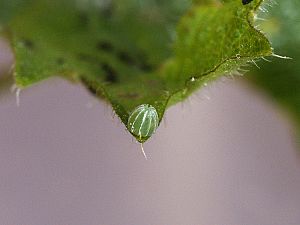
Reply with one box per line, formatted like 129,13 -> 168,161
127,104 -> 159,139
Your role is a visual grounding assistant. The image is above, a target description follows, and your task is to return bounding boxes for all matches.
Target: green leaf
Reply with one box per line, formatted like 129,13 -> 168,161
0,0 -> 272,142
249,0 -> 300,141
0,0 -> 30,26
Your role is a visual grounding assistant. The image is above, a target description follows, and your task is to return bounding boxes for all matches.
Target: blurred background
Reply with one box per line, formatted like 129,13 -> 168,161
1,38 -> 300,225
0,0 -> 300,225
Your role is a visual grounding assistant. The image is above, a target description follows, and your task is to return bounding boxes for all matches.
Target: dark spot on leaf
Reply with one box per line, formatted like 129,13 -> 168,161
80,77 -> 98,96
21,38 -> 34,49
97,41 -> 113,52
140,61 -> 153,72
101,63 -> 118,83
242,0 -> 253,5
117,51 -> 135,66
77,53 -> 96,63
78,12 -> 89,27
116,49 -> 154,72
137,53 -> 154,72
56,57 -> 65,65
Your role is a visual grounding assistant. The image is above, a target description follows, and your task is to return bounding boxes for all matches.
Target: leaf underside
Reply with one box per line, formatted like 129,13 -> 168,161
0,0 -> 272,142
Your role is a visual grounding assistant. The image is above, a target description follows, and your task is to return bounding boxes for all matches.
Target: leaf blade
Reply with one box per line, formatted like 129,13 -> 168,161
1,0 -> 272,142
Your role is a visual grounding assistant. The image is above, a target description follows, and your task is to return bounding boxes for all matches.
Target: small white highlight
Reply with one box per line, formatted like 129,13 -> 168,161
238,68 -> 250,73
140,143 -> 148,160
261,57 -> 272,62
259,6 -> 268,13
254,15 -> 266,21
10,84 -> 21,107
272,53 -> 292,60
16,88 -> 21,107
251,60 -> 260,69
232,70 -> 243,77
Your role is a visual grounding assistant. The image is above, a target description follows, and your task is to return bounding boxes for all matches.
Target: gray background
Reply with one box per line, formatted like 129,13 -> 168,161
0,39 -> 300,225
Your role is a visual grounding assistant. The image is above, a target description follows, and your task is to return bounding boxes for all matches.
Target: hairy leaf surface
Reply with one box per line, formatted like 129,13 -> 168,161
0,0 -> 272,142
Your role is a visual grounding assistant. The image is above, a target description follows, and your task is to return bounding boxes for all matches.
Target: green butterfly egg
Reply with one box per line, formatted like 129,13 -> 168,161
127,104 -> 159,139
